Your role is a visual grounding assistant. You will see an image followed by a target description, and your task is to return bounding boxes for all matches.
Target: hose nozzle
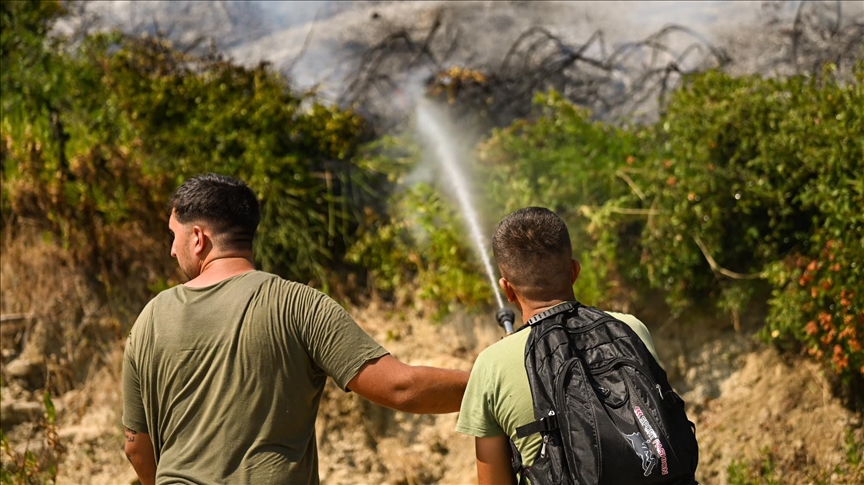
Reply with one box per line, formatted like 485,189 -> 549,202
496,308 -> 516,335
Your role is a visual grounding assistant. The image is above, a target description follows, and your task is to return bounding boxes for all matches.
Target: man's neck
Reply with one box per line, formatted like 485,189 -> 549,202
518,294 -> 576,325
185,256 -> 256,288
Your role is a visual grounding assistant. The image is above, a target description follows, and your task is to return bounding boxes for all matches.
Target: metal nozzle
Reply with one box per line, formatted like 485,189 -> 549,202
496,308 -> 516,335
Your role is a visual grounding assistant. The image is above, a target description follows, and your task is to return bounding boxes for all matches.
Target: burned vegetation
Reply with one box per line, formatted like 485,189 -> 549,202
337,0 -> 863,132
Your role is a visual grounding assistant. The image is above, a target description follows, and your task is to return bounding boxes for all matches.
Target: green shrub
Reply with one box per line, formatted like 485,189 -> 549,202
470,66 -> 862,388
1,1 -> 383,295
346,136 -> 494,315
477,91 -> 647,306
628,64 -> 863,385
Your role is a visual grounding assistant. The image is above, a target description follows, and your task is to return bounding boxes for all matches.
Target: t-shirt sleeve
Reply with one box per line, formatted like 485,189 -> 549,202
294,286 -> 389,391
122,305 -> 151,434
455,351 -> 506,438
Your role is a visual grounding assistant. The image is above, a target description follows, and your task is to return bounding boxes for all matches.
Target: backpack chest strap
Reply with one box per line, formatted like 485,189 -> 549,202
515,413 -> 559,438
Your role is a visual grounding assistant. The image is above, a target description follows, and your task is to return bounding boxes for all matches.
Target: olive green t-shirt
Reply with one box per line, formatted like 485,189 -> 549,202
455,310 -> 659,469
122,271 -> 389,485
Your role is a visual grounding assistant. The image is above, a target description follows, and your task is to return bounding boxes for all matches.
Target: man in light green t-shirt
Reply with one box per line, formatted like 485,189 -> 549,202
122,174 -> 469,485
456,207 -> 662,485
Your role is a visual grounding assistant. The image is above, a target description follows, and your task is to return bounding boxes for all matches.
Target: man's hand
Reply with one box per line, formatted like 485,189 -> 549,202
124,427 -> 156,485
476,435 -> 517,485
347,355 -> 469,414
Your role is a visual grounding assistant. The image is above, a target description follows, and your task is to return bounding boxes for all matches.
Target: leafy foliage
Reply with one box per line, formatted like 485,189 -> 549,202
353,68 -> 863,381
346,136 -> 495,315
629,65 -> 863,387
477,91 -> 647,306
1,0 -> 382,297
474,65 -> 863,388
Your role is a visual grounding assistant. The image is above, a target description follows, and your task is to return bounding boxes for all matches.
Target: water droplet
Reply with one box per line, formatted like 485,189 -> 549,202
703,215 -> 710,222
747,181 -> 754,187
734,193 -> 742,200
829,304 -> 835,310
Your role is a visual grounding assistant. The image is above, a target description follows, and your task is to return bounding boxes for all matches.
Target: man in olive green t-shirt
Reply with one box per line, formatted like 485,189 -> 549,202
122,174 -> 469,485
456,207 -> 663,485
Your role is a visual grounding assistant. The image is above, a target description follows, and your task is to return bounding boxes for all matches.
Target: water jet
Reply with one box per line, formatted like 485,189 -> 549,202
414,100 -> 513,333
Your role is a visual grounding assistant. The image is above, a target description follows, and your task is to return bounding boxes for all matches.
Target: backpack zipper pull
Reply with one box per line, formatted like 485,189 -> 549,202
539,410 -> 555,458
656,383 -> 664,399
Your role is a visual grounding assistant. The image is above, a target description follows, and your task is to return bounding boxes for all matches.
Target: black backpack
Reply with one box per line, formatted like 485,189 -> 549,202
512,301 -> 699,485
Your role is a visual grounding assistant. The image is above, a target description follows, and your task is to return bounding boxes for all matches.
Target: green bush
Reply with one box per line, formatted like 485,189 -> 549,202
346,136 -> 495,315
1,1 -> 383,294
470,66 -> 863,386
477,91 -> 648,307
628,65 -> 863,385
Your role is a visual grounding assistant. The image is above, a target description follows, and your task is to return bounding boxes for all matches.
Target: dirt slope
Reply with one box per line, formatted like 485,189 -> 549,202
3,302 -> 861,484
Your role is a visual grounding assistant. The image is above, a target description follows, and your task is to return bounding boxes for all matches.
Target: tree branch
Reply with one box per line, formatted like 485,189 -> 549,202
692,234 -> 764,280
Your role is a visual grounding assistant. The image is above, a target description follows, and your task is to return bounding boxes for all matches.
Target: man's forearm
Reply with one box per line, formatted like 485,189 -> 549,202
125,428 -> 157,485
348,355 -> 468,413
400,366 -> 469,414
128,454 -> 157,485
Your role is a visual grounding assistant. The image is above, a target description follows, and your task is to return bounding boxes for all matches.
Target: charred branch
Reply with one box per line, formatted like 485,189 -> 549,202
340,0 -> 861,132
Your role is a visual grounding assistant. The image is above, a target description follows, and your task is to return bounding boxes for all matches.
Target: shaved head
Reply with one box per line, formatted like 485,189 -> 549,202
492,207 -> 573,301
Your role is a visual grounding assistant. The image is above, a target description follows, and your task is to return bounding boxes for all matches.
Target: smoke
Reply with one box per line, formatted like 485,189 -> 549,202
66,1 -> 863,117
65,1 -> 862,167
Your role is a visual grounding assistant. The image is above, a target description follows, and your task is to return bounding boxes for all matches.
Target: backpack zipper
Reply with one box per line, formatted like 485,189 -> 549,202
590,357 -> 664,400
554,358 -> 599,483
539,411 -> 554,458
553,356 -> 669,481
612,360 -> 673,440
530,315 -> 619,353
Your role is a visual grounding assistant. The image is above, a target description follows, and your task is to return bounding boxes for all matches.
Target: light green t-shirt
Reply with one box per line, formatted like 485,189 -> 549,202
455,310 -> 659,469
122,271 -> 389,485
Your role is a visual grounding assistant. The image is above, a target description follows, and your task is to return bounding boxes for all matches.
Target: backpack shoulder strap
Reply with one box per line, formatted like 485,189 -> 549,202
525,301 -> 581,327
516,301 -> 582,439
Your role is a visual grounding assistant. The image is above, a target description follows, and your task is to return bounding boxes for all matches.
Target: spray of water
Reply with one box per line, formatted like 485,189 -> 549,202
414,100 -> 505,309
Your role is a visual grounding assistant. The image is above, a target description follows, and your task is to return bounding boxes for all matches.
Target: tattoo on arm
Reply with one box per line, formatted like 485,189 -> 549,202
125,427 -> 138,443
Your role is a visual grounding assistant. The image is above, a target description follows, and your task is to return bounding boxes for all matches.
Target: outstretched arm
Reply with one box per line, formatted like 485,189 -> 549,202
476,435 -> 517,485
124,427 -> 156,485
347,355 -> 469,413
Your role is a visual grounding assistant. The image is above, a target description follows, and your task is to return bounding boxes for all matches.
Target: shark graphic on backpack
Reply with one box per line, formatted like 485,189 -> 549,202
512,301 -> 700,485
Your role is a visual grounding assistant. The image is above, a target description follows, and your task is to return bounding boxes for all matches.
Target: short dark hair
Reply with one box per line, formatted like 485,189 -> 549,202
492,207 -> 573,299
169,173 -> 260,251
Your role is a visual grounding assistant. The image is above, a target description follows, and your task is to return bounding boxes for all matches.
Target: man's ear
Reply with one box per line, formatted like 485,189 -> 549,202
191,225 -> 208,256
499,277 -> 517,303
570,259 -> 581,284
